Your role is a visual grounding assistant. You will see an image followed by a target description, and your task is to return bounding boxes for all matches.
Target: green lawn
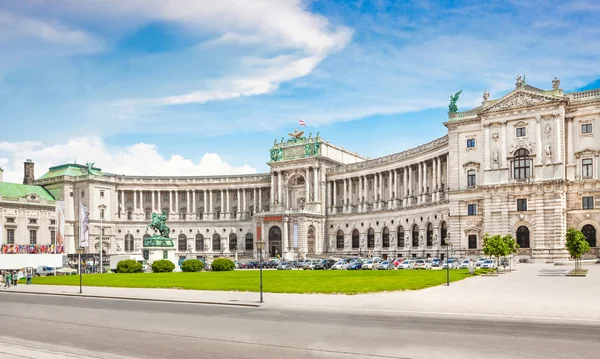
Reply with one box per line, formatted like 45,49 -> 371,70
30,269 -> 485,294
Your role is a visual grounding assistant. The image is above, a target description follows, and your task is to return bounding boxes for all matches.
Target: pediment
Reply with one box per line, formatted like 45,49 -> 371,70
481,90 -> 563,114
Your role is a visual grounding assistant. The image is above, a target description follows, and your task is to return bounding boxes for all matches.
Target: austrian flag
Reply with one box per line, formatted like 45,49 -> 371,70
299,119 -> 306,126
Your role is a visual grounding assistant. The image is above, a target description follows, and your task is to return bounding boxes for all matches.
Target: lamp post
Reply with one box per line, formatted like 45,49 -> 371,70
445,236 -> 450,286
256,240 -> 265,303
76,247 -> 84,293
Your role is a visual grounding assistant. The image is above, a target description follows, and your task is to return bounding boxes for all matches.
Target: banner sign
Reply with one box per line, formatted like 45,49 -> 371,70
79,203 -> 90,247
55,201 -> 65,245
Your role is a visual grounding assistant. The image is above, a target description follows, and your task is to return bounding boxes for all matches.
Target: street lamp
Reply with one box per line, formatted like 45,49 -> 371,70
76,247 -> 85,293
256,240 -> 265,303
444,236 -> 451,286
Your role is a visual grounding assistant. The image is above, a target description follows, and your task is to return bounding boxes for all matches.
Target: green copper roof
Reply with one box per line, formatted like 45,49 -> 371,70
38,163 -> 103,180
0,182 -> 55,201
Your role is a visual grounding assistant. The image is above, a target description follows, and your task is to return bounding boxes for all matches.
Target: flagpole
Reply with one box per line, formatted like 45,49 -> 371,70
99,211 -> 103,274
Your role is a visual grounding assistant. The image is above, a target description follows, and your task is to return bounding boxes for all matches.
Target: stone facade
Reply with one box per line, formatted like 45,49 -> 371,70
1,77 -> 599,262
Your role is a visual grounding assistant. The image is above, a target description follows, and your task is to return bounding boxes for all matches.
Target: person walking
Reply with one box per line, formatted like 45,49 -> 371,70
26,270 -> 32,285
5,272 -> 11,289
0,272 -> 4,288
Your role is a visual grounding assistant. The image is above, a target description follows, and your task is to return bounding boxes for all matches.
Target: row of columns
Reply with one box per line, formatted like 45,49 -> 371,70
118,188 -> 266,220
328,155 -> 447,213
270,167 -> 320,207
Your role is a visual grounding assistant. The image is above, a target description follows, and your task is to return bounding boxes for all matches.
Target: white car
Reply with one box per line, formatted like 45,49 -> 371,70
362,260 -> 376,270
414,259 -> 431,270
481,260 -> 497,269
331,260 -> 349,270
475,258 -> 487,267
400,260 -> 415,269
442,259 -> 459,269
459,259 -> 471,269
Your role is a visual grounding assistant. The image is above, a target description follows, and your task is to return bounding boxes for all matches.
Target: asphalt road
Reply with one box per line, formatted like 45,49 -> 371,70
0,292 -> 599,359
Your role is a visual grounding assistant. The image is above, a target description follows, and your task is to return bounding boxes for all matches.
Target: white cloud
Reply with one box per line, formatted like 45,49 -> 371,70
0,137 -> 256,183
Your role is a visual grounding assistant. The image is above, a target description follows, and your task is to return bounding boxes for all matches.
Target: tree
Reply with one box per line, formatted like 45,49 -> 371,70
482,233 -> 518,273
502,234 -> 519,270
565,228 -> 590,273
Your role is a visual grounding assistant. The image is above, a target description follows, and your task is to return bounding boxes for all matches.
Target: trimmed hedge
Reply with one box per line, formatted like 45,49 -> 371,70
152,259 -> 175,273
116,259 -> 143,273
211,258 -> 235,272
181,259 -> 205,272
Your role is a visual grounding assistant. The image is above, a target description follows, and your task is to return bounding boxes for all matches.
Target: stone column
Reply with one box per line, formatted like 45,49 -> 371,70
258,188 -> 262,212
133,190 -> 138,213
226,189 -> 230,219
305,167 -> 310,202
407,166 -> 412,205
438,156 -> 442,192
192,190 -> 196,217
388,170 -> 393,208
151,190 -> 155,212
484,124 -> 491,170
595,153 -> 600,180
536,115 -> 543,164
343,178 -> 347,213
332,180 -> 337,213
277,172 -> 283,205
119,190 -> 124,211
169,191 -> 173,213
209,190 -> 213,220
270,173 -> 275,206
377,173 -> 382,210
187,190 -> 191,215
555,114 -> 562,163
237,189 -> 241,219
175,191 -> 179,214
203,190 -> 208,218
283,217 -> 289,256
501,121 -> 508,168
157,190 -> 161,212
253,188 -> 256,215
567,117 -> 574,165
242,189 -> 247,219
432,158 -> 438,202
402,168 -> 407,207
313,167 -> 319,202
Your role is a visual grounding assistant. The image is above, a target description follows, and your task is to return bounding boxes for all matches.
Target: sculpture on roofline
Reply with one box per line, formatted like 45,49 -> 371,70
85,161 -> 95,174
483,90 -> 490,101
448,90 -> 462,114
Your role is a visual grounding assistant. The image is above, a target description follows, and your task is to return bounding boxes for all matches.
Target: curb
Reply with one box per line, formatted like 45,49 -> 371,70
0,290 -> 261,308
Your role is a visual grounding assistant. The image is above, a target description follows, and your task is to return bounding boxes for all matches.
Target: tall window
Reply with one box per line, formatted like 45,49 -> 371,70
125,234 -> 134,251
516,127 -> 526,137
440,221 -> 447,244
513,149 -> 531,179
517,199 -> 528,211
100,208 -> 105,219
468,204 -> 477,216
582,196 -> 594,210
382,227 -> 389,248
582,159 -> 593,179
581,225 -> 597,248
245,233 -> 254,251
50,230 -> 56,245
127,211 -> 132,220
212,234 -> 221,251
426,224 -> 433,246
229,233 -> 237,251
466,139 -> 476,148
367,228 -> 375,248
582,123 -> 593,134
352,229 -> 359,248
516,226 -> 530,248
195,234 -> 204,251
7,229 -> 15,244
178,234 -> 187,251
336,230 -> 344,249
467,170 -> 476,187
468,235 -> 477,249
397,226 -> 405,247
412,225 -> 419,247
145,209 -> 151,220
29,230 -> 37,245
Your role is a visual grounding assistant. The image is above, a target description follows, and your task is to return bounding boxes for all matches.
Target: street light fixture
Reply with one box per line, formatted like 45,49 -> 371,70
76,247 -> 85,293
444,236 -> 451,286
256,240 -> 265,303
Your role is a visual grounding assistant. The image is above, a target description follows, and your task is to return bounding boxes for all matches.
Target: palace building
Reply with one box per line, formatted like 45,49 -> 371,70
1,76 -> 599,263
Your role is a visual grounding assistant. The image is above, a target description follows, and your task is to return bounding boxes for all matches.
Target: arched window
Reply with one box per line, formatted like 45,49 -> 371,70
440,221 -> 448,245
178,233 -> 187,251
426,223 -> 433,246
513,149 -> 531,179
245,233 -> 254,250
229,233 -> 237,251
336,230 -> 344,249
125,234 -> 134,252
582,225 -> 597,248
145,209 -> 151,220
397,226 -> 405,247
367,228 -> 375,248
412,225 -> 419,247
195,233 -> 204,251
212,233 -> 221,251
382,227 -> 389,248
352,229 -> 359,248
516,226 -> 530,248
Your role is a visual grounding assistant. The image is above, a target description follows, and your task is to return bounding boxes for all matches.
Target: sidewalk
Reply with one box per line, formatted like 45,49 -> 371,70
3,263 -> 599,324
0,336 -> 135,359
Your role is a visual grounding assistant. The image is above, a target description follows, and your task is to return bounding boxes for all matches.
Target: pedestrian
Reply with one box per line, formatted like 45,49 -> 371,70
26,271 -> 32,285
468,259 -> 475,275
5,272 -> 11,289
0,272 -> 4,288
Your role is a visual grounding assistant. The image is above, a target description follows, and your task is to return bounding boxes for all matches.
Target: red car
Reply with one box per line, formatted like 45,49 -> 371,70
393,258 -> 405,268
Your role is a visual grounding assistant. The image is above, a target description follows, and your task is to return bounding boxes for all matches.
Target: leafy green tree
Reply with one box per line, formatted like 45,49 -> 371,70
181,259 -> 205,272
152,259 -> 175,273
502,234 -> 519,270
482,233 -> 507,272
565,228 -> 590,272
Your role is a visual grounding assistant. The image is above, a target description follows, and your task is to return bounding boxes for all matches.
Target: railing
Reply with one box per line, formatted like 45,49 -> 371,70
568,89 -> 600,100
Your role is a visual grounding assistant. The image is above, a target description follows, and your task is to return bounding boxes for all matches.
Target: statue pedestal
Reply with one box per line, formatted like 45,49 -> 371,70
143,236 -> 176,268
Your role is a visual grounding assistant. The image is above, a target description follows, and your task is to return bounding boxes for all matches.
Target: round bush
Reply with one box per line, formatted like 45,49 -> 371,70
181,259 -> 205,272
152,259 -> 175,273
116,259 -> 142,273
211,258 -> 235,272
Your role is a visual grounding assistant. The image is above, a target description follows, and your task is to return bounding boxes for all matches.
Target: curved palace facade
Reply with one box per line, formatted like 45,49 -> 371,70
1,77 -> 599,262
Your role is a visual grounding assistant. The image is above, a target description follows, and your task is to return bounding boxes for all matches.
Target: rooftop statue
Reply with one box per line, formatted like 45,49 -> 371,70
289,129 -> 304,139
448,90 -> 462,114
147,211 -> 170,238
85,161 -> 95,174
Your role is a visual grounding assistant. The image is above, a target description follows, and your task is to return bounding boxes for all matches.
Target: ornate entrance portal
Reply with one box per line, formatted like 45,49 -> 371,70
268,226 -> 282,258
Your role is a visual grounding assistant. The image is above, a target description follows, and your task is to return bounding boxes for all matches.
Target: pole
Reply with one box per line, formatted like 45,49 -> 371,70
259,248 -> 263,303
78,251 -> 82,294
99,216 -> 103,274
446,242 -> 450,286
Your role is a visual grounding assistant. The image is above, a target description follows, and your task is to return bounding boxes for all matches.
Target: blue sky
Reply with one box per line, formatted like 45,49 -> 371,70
1,0 -> 600,182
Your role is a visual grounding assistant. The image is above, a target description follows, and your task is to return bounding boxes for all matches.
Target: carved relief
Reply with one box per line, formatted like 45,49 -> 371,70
483,93 -> 557,114
492,130 -> 499,142
544,122 -> 552,139
509,138 -> 535,155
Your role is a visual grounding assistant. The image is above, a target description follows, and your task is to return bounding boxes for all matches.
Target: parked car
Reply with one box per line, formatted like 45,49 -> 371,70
277,262 -> 293,270
379,261 -> 394,270
459,259 -> 471,269
362,260 -> 379,270
301,260 -> 320,270
476,258 -> 487,267
500,258 -> 510,267
393,258 -> 405,268
431,258 -> 441,267
481,259 -> 497,269
442,259 -> 459,269
314,259 -> 336,270
400,260 -> 415,269
414,259 -> 431,270
347,261 -> 363,270
331,259 -> 349,270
